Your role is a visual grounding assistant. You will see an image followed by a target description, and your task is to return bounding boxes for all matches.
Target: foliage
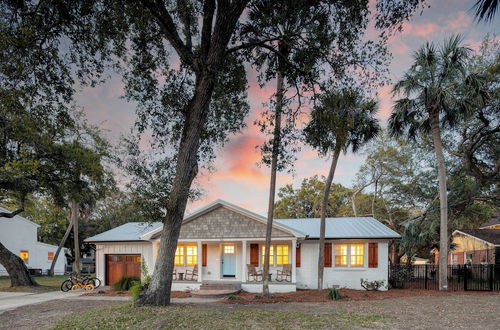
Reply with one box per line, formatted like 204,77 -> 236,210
360,279 -> 386,291
130,258 -> 151,304
326,287 -> 342,300
112,276 -> 140,292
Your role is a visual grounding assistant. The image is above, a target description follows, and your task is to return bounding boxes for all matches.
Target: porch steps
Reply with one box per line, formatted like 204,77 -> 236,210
191,283 -> 241,298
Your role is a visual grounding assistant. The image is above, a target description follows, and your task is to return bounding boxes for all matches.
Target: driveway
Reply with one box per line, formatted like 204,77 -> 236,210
0,291 -> 83,314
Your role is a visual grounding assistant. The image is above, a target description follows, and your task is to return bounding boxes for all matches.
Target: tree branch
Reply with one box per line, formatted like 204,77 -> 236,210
200,0 -> 215,60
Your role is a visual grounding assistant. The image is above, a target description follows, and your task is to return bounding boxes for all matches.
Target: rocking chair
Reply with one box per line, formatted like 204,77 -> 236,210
247,264 -> 263,282
276,264 -> 292,282
185,264 -> 198,281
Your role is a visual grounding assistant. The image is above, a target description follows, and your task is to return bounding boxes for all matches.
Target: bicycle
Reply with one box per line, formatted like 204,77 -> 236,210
60,273 -> 97,292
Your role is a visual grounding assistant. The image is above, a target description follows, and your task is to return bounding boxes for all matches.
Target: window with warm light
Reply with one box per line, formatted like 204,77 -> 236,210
276,245 -> 289,265
174,246 -> 184,266
223,245 -> 235,254
335,245 -> 348,266
262,245 -> 274,266
20,250 -> 29,263
48,252 -> 54,261
350,244 -> 364,267
186,246 -> 197,265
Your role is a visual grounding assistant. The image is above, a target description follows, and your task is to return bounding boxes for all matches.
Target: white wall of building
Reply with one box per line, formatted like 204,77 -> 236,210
296,239 -> 390,290
0,214 -> 66,275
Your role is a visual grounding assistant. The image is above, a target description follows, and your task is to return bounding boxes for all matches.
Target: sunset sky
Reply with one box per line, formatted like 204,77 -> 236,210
75,0 -> 499,215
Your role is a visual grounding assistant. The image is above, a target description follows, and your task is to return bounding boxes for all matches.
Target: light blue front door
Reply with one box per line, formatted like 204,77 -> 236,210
222,245 -> 236,277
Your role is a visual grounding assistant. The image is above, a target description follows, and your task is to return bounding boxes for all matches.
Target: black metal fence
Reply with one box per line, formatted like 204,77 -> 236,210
389,264 -> 500,291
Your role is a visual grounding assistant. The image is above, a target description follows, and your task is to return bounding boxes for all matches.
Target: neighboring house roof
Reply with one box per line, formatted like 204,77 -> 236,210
85,222 -> 163,242
479,214 -> 500,229
0,206 -> 40,228
274,217 -> 401,239
453,229 -> 500,246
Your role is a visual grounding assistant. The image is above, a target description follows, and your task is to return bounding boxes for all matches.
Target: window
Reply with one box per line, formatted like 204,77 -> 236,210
335,244 -> 365,267
350,244 -> 364,267
186,246 -> 197,265
174,247 -> 184,266
20,250 -> 29,264
48,252 -> 54,261
335,245 -> 348,267
276,245 -> 289,266
174,246 -> 197,266
262,245 -> 274,266
223,245 -> 235,254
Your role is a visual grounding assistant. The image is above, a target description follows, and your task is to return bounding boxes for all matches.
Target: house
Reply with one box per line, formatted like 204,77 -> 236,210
85,200 -> 400,292
0,207 -> 67,275
479,215 -> 500,229
448,229 -> 500,265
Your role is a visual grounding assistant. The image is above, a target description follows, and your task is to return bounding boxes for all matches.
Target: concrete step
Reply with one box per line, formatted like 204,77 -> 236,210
200,283 -> 241,291
190,289 -> 240,298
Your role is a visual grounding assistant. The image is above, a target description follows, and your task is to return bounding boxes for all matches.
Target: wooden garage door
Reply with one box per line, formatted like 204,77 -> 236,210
105,254 -> 141,285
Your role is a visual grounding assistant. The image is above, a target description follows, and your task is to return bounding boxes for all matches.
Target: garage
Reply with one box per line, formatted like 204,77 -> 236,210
105,254 -> 141,285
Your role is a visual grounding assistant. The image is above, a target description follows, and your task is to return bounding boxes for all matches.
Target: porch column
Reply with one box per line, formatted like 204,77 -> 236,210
291,239 -> 297,283
197,240 -> 203,283
241,240 -> 247,283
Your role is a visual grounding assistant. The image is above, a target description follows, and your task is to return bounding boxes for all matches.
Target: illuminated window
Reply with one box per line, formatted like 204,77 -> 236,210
350,244 -> 364,267
223,245 -> 235,254
276,245 -> 289,265
186,246 -> 197,265
174,246 -> 184,266
335,245 -> 348,267
20,250 -> 29,263
48,252 -> 54,261
262,245 -> 274,266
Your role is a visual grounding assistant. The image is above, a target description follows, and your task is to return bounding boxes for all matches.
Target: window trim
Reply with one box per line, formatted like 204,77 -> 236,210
333,243 -> 366,268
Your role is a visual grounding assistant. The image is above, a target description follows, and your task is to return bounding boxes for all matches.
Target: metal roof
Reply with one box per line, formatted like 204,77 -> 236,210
274,217 -> 401,239
85,222 -> 163,242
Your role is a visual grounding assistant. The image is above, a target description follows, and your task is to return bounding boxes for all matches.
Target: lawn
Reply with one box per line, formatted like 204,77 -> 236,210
0,275 -> 67,292
53,304 -> 387,329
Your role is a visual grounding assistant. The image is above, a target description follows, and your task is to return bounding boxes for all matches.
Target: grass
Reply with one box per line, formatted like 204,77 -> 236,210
0,275 -> 68,292
53,304 -> 388,329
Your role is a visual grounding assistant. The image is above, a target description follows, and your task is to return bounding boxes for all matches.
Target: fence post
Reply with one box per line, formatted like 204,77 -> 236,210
490,265 -> 494,291
424,264 -> 428,290
464,265 -> 467,291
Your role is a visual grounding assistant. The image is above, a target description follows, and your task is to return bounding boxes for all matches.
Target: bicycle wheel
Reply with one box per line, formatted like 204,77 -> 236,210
60,280 -> 73,292
85,277 -> 101,289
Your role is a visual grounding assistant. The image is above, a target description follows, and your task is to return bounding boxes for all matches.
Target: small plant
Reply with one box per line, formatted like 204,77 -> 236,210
112,276 -> 140,291
326,287 -> 342,300
360,279 -> 386,291
130,258 -> 152,303
226,294 -> 239,300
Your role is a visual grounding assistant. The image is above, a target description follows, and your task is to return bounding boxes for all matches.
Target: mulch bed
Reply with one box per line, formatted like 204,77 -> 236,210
220,288 -> 500,304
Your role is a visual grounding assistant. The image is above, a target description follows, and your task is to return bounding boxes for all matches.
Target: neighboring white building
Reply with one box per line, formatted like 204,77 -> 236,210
0,207 -> 67,275
85,200 -> 400,292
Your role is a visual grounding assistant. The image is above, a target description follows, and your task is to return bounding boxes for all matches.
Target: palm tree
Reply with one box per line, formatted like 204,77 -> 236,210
389,35 -> 486,290
304,89 -> 380,290
472,0 -> 498,22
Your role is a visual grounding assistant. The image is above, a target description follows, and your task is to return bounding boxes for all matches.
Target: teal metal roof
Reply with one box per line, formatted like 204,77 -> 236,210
85,222 -> 163,242
274,217 -> 400,239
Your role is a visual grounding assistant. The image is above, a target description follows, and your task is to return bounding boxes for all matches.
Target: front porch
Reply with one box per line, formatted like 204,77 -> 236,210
154,238 -> 298,292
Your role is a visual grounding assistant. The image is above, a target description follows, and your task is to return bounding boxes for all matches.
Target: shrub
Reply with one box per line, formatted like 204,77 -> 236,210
112,276 -> 140,291
360,279 -> 386,291
326,287 -> 342,300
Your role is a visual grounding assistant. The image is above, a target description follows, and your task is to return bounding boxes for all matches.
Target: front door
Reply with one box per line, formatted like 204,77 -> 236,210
221,244 -> 236,277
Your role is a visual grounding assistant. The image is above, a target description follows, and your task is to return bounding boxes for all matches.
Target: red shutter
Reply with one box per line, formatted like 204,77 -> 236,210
324,243 -> 332,267
296,245 -> 301,267
368,243 -> 378,268
250,244 -> 259,266
202,244 -> 207,267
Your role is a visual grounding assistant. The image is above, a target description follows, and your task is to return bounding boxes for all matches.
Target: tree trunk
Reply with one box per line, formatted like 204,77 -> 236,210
71,200 -> 81,275
136,72 -> 216,306
263,66 -> 285,297
371,179 -> 378,217
317,145 -> 342,290
49,213 -> 73,276
0,241 -> 38,287
429,111 -> 449,291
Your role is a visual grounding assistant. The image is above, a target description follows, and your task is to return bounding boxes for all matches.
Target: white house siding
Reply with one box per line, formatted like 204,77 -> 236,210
95,242 -> 154,284
296,240 -> 390,290
0,215 -> 65,275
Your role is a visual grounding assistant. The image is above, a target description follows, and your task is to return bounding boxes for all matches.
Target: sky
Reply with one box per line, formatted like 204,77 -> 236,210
74,0 -> 499,215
